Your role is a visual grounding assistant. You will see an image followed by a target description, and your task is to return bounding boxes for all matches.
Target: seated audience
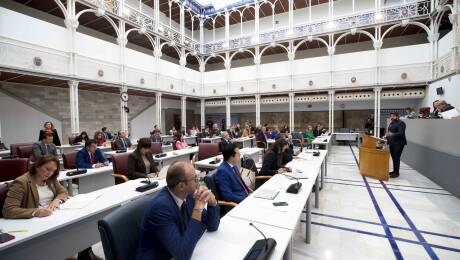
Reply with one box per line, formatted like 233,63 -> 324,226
189,126 -> 199,136
136,161 -> 220,260
404,107 -> 418,119
175,134 -> 189,150
304,125 -> 315,144
150,129 -> 162,143
219,131 -> 232,152
432,100 -> 441,118
256,126 -> 268,148
38,121 -> 61,146
259,138 -> 291,176
30,133 -> 58,163
241,127 -> 250,137
74,131 -> 89,144
438,100 -> 460,119
215,144 -> 251,203
127,138 -> 158,180
102,127 -> 112,140
114,130 -> 132,150
2,155 -> 67,218
169,126 -> 177,136
3,154 -> 101,259
202,126 -> 211,138
76,139 -> 109,169
269,127 -> 279,139
94,131 -> 106,146
211,123 -> 221,137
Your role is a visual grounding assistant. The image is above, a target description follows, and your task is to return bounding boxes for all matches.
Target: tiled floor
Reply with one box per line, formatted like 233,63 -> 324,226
92,144 -> 460,259
292,145 -> 460,260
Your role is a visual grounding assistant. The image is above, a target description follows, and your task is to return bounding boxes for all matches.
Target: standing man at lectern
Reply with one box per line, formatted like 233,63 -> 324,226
384,112 -> 407,178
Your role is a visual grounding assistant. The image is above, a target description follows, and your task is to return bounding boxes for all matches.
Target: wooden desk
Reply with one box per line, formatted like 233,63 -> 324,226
359,135 -> 389,181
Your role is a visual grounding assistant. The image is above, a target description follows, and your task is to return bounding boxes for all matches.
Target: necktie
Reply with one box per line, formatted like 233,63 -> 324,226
233,166 -> 249,195
180,202 -> 189,231
123,139 -> 127,148
90,153 -> 96,164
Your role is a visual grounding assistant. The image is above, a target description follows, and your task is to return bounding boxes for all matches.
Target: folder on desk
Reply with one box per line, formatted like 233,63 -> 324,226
254,189 -> 279,200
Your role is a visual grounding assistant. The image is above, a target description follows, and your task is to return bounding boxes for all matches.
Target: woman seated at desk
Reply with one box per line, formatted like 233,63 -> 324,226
94,131 -> 106,146
175,134 -> 189,150
127,138 -> 158,180
2,155 -> 68,218
259,138 -> 292,177
74,131 -> 89,144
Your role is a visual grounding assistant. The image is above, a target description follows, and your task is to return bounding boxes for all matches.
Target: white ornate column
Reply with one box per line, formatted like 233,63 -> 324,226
289,93 -> 295,132
154,0 -> 160,31
451,2 -> 459,72
374,27 -> 382,85
181,96 -> 187,132
120,86 -> 128,132
225,8 -> 230,48
225,97 -> 231,130
288,0 -> 293,36
328,90 -> 335,133
255,94 -> 261,127
255,0 -> 260,37
156,93 -> 162,132
117,21 -> 127,86
328,36 -> 335,88
200,98 -> 205,130
65,0 -> 78,76
180,2 -> 185,44
68,80 -> 79,135
199,19 -> 204,53
373,87 -> 382,137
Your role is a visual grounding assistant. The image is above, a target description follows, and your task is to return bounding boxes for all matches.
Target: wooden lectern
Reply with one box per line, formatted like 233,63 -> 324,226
359,135 -> 390,181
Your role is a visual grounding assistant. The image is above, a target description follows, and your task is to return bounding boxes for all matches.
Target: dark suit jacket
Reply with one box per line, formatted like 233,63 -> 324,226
150,135 -> 162,143
76,148 -> 108,169
102,132 -> 113,140
259,151 -> 282,176
387,119 -> 407,147
219,138 -> 231,152
2,173 -> 67,219
114,138 -> 132,150
257,131 -> 267,147
30,142 -> 58,162
136,187 -> 220,260
38,129 -> 61,146
214,161 -> 248,203
127,151 -> 157,180
202,131 -> 211,138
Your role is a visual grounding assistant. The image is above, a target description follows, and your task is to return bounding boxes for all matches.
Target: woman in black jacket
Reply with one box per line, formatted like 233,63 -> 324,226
38,121 -> 61,146
259,138 -> 291,176
74,131 -> 89,144
127,138 -> 158,180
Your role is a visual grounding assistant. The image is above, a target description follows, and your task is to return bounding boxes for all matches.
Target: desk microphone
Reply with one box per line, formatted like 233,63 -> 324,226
66,167 -> 87,176
243,223 -> 276,260
279,173 -> 303,194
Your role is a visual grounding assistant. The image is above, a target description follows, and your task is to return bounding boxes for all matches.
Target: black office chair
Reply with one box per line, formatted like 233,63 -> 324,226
98,195 -> 152,260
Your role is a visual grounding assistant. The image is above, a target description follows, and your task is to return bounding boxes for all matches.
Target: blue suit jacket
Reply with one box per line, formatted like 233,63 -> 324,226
75,148 -> 108,169
136,187 -> 220,260
214,161 -> 248,203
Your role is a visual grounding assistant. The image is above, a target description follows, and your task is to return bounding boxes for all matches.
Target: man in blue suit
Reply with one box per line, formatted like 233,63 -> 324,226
136,161 -> 220,260
76,139 -> 109,169
214,143 -> 251,203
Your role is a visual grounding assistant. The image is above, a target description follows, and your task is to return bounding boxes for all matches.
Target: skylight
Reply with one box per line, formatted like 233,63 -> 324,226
194,0 -> 242,10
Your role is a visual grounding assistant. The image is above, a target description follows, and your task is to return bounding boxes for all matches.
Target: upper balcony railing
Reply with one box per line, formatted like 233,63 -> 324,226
80,0 -> 429,55
203,0 -> 430,54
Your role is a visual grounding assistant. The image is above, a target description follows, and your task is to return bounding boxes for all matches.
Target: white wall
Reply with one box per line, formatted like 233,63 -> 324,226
0,91 -> 62,146
419,74 -> 460,110
131,104 -> 156,140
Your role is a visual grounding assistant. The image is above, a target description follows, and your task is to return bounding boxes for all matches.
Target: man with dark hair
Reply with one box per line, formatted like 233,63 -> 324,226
136,161 -> 220,260
384,112 -> 407,178
76,139 -> 109,169
30,133 -> 58,162
101,127 -> 112,140
150,129 -> 162,143
214,143 -> 251,203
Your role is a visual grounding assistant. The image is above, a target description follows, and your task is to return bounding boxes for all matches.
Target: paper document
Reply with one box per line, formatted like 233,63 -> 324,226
60,193 -> 104,209
441,109 -> 460,119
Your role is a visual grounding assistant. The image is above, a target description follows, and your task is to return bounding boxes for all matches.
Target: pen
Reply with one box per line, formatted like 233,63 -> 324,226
8,230 -> 28,233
